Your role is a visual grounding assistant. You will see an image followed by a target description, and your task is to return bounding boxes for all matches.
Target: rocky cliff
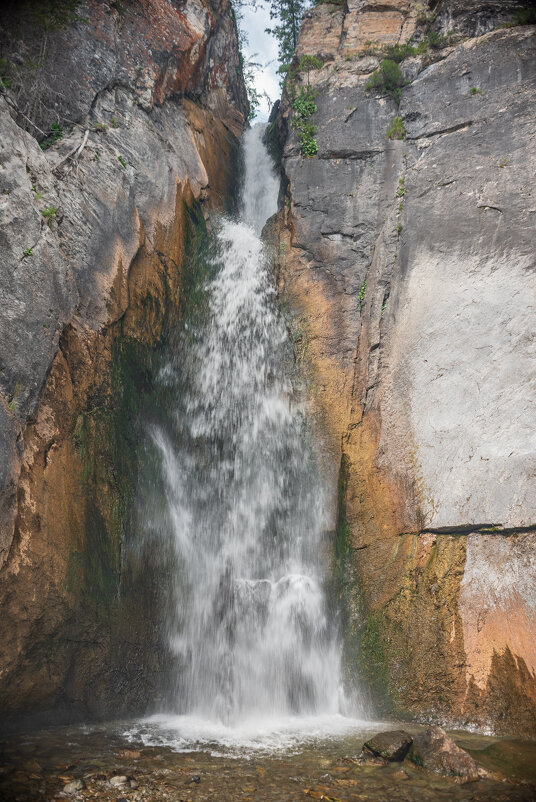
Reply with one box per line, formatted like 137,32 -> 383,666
0,0 -> 247,727
274,0 -> 536,735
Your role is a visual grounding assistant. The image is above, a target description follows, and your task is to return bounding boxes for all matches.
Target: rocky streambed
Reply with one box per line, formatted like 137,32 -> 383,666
1,723 -> 535,802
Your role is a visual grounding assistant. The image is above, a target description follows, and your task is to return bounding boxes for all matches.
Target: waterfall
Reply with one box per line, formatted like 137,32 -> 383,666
132,126 -> 357,750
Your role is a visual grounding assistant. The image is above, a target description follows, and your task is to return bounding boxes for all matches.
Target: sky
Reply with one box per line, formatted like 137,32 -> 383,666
239,3 -> 281,121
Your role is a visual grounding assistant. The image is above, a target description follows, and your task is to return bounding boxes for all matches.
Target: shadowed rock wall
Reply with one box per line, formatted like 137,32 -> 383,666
274,0 -> 536,735
0,0 -> 247,727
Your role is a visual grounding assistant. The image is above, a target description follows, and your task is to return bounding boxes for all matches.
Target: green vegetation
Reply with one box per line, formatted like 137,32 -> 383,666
386,115 -> 405,140
469,86 -> 482,95
384,42 -> 424,61
231,1 -> 262,120
0,57 -> 12,88
365,59 -> 406,104
513,8 -> 536,24
41,204 -> 57,229
40,121 -> 63,150
118,155 -> 127,169
291,86 -> 318,157
396,221 -> 402,235
31,184 -> 43,200
241,53 -> 262,121
93,122 -> 108,132
396,175 -> 405,197
427,29 -> 446,49
23,0 -> 87,31
359,278 -> 367,309
7,381 -> 21,412
266,0 -> 308,75
22,247 -> 34,257
297,54 -> 323,83
110,116 -> 120,128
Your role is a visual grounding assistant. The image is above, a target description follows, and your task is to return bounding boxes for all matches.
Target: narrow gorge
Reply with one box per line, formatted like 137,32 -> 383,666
0,0 -> 535,800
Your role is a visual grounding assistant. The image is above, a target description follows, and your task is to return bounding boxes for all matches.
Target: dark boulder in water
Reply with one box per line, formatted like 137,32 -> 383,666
363,730 -> 413,762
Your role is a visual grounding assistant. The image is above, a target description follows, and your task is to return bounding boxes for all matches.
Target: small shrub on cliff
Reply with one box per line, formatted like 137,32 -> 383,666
41,205 -> 57,229
427,30 -> 446,49
359,279 -> 367,309
25,0 -> 87,31
291,86 -> 318,157
0,57 -> 13,88
365,59 -> 406,104
297,55 -> 323,83
513,8 -> 536,25
384,43 -> 419,63
386,116 -> 406,140
469,86 -> 482,95
40,122 -> 63,150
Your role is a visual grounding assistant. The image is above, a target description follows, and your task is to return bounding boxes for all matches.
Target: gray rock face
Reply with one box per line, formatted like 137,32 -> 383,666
276,2 -> 536,734
363,730 -> 413,761
434,1 -> 525,37
383,27 -> 536,530
0,0 -> 247,568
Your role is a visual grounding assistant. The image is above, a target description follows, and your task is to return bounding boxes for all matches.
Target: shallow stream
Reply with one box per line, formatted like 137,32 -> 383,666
1,718 -> 535,801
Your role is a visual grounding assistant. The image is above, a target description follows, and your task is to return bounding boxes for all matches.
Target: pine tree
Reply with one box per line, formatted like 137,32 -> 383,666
265,0 -> 308,75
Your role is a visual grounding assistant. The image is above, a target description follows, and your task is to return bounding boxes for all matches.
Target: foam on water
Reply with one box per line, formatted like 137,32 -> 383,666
125,713 -> 381,757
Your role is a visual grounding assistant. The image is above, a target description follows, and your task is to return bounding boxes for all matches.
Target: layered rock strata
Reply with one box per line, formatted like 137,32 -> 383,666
0,0 -> 247,726
275,0 -> 536,734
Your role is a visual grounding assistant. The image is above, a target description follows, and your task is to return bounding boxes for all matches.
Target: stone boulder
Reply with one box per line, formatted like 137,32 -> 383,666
363,730 -> 413,761
408,726 -> 485,782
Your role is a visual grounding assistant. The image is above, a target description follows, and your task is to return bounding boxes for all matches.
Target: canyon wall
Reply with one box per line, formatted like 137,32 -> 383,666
274,0 -> 536,735
0,0 -> 247,727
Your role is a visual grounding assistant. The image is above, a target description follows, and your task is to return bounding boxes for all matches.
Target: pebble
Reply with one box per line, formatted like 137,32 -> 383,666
63,778 -> 84,794
109,774 -> 128,786
117,749 -> 141,759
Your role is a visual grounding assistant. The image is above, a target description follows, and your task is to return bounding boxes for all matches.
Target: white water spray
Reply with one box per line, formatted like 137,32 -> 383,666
134,126 -> 364,751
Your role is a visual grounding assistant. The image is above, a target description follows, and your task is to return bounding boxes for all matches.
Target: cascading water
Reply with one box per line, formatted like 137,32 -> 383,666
129,126 -> 365,752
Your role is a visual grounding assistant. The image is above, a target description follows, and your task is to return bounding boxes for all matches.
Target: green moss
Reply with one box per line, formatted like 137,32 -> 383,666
65,196 -> 209,614
360,615 -> 391,703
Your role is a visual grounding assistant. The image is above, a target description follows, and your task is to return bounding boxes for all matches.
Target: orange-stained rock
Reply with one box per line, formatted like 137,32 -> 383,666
0,0 -> 246,726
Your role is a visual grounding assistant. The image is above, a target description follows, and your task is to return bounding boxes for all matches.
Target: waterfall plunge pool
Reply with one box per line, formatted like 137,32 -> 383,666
1,718 -> 535,801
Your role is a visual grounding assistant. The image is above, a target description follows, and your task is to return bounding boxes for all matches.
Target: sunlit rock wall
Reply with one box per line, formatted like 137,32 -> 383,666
275,0 -> 536,735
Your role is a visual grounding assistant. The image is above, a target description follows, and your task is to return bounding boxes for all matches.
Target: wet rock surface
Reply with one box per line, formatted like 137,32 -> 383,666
407,726 -> 485,782
363,730 -> 413,761
0,724 -> 535,802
